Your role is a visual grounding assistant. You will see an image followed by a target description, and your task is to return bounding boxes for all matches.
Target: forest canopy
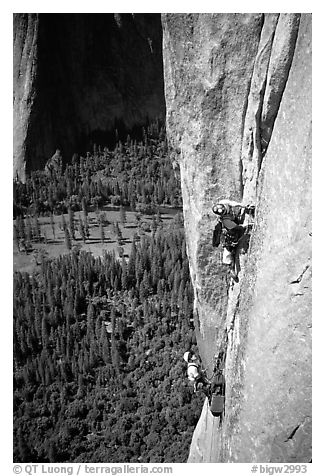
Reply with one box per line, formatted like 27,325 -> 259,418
13,123 -> 204,463
13,121 -> 182,218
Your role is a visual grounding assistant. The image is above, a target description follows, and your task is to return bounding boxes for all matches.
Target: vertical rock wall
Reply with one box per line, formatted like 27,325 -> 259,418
163,13 -> 265,366
13,14 -> 39,180
162,13 -> 311,463
13,13 -> 165,180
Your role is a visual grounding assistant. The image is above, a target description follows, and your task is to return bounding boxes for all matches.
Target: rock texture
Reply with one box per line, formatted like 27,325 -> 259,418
13,13 -> 165,180
13,14 -> 39,180
162,13 -> 311,463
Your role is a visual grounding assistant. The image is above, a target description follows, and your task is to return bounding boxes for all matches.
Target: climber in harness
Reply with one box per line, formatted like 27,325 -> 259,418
184,350 -> 226,418
183,351 -> 211,398
212,199 -> 255,281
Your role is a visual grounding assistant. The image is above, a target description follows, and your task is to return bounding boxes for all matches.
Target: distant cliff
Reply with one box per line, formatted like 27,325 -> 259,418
162,13 -> 311,462
13,13 -> 165,180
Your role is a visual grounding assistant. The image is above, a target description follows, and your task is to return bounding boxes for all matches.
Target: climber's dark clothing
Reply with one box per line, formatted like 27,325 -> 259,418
194,378 -> 211,398
212,222 -> 222,247
213,218 -> 245,250
222,225 -> 245,250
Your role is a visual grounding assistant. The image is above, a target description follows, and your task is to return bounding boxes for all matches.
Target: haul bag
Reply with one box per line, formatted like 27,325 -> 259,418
210,394 -> 225,416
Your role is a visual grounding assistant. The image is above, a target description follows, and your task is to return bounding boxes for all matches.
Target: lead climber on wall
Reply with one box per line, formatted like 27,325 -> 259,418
212,199 -> 255,282
183,351 -> 211,398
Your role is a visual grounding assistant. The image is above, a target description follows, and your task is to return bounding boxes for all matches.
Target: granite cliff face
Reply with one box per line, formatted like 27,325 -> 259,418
13,13 -> 165,180
162,13 -> 311,462
13,14 -> 39,180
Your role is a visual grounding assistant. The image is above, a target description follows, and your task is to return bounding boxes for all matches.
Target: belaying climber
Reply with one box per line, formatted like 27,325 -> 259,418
183,351 -> 211,397
184,350 -> 227,418
212,199 -> 255,281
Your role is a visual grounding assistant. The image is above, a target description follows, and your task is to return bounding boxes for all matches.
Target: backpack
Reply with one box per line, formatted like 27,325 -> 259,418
210,394 -> 225,417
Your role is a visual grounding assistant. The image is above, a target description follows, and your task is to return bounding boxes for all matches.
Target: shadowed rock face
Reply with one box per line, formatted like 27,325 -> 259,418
162,13 -> 311,463
13,13 -> 165,180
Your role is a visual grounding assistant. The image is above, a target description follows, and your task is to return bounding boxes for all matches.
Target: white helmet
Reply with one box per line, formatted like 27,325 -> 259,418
212,204 -> 226,215
183,351 -> 191,362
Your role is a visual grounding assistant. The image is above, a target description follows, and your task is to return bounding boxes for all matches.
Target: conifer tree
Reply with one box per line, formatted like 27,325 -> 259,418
135,212 -> 141,227
99,221 -> 105,244
151,217 -> 158,234
64,227 -> 72,251
16,215 -> 26,241
127,239 -> 137,286
33,216 -> 41,242
156,209 -> 163,225
78,214 -> 86,243
25,216 -> 33,243
61,214 -> 67,232
120,258 -> 128,290
82,197 -> 88,222
119,205 -> 127,227
84,217 -> 90,240
110,309 -> 120,374
114,222 -> 123,241
50,213 -> 56,240
68,207 -> 75,240
13,224 -> 19,249
17,428 -> 30,461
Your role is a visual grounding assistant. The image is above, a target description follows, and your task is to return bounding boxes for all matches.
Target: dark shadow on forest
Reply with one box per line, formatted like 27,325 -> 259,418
83,238 -> 115,245
102,205 -> 124,212
43,240 -> 61,245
